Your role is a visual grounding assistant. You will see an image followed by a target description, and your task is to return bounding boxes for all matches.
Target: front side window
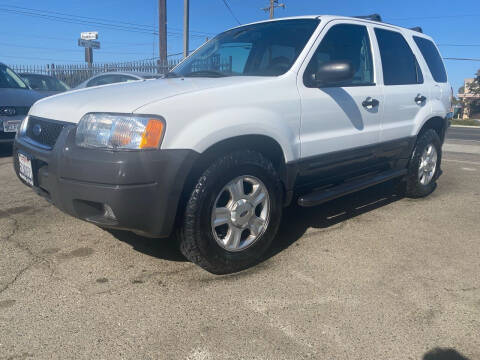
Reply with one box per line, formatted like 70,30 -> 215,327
375,28 -> 423,85
413,36 -> 447,83
0,65 -> 28,89
172,19 -> 320,77
304,24 -> 374,87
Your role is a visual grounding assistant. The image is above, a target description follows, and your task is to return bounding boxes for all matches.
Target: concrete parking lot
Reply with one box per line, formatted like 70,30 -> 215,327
1,128 -> 479,360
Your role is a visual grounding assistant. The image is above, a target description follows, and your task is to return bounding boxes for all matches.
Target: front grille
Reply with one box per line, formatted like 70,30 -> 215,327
0,131 -> 16,140
13,106 -> 30,116
25,116 -> 65,149
0,106 -> 30,116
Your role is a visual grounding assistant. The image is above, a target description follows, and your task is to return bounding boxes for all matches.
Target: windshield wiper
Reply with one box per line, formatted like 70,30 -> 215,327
183,70 -> 228,78
164,72 -> 180,78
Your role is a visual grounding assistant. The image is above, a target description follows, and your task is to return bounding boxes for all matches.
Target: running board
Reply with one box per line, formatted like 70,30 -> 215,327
297,169 -> 407,207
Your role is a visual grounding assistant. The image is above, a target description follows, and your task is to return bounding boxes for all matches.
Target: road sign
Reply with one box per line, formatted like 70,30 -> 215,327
78,39 -> 100,49
81,31 -> 98,40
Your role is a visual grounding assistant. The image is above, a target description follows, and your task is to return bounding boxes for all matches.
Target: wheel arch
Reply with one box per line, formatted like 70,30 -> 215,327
175,134 -> 292,229
416,116 -> 447,142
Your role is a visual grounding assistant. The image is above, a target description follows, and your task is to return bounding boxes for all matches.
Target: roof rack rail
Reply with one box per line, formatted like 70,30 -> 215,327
410,26 -> 423,33
355,14 -> 382,22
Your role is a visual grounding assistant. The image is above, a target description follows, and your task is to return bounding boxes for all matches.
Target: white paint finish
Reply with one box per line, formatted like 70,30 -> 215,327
137,75 -> 302,162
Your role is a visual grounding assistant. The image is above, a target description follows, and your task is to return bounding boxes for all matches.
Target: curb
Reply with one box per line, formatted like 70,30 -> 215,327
450,125 -> 480,129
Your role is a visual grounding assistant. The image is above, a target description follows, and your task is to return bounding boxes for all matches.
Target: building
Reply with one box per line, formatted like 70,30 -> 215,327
458,78 -> 480,119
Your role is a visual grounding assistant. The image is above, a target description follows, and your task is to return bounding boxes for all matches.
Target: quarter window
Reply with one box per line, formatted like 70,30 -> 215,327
374,28 -> 423,85
413,36 -> 447,83
304,24 -> 374,87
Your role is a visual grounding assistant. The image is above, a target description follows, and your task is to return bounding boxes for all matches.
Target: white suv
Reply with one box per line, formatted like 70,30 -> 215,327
14,15 -> 451,274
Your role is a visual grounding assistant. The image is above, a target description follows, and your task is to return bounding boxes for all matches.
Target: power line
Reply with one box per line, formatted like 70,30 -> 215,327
389,14 -> 480,21
0,4 -> 216,36
221,0 -> 241,25
438,44 -> 480,47
443,57 -> 480,62
0,7 -> 207,38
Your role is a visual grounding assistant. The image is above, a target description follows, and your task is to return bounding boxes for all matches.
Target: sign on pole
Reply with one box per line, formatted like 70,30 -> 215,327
81,31 -> 98,40
78,39 -> 100,49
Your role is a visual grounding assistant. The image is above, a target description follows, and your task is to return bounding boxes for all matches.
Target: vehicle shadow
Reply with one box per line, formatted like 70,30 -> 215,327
265,179 -> 404,260
423,347 -> 470,360
109,179 -> 405,266
0,144 -> 13,158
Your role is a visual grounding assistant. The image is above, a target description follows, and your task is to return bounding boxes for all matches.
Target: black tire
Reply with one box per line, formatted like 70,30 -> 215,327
178,150 -> 283,274
405,129 -> 442,198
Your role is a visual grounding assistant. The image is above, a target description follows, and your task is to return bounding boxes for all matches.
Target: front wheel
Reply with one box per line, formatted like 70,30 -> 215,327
405,129 -> 442,198
178,150 -> 283,274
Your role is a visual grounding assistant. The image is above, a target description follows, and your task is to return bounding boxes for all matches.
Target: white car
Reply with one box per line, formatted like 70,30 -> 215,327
74,71 -> 162,89
14,15 -> 451,274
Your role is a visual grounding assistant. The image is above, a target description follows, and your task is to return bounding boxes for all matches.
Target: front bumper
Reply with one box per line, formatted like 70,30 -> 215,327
13,125 -> 198,238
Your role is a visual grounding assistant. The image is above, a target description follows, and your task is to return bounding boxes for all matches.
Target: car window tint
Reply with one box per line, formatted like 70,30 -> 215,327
174,19 -> 319,77
413,36 -> 447,83
86,75 -> 107,87
304,24 -> 374,87
374,28 -> 423,85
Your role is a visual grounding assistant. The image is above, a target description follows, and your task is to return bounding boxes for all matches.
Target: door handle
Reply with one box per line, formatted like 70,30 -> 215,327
362,97 -> 379,109
415,94 -> 427,104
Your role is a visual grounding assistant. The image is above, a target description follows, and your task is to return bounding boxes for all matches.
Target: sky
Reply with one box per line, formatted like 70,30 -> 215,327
0,0 -> 479,94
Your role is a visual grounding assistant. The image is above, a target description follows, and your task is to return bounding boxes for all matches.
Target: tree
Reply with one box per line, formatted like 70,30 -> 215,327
467,69 -> 480,95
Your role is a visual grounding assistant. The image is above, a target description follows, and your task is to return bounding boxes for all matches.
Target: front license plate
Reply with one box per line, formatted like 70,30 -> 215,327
18,153 -> 34,186
4,120 -> 21,132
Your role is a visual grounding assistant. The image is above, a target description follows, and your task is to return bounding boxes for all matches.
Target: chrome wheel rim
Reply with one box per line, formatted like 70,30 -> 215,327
211,175 -> 270,252
418,144 -> 438,185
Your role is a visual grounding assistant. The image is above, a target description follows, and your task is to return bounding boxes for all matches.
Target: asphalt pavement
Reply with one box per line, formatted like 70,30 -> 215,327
0,127 -> 479,359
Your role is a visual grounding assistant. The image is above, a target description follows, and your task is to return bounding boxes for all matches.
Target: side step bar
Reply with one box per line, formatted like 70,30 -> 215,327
297,169 -> 407,207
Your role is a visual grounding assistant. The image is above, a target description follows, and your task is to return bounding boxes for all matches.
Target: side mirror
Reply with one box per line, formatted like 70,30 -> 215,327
313,61 -> 355,87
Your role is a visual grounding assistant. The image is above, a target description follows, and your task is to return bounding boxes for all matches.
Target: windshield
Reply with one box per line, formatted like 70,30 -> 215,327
173,19 -> 319,77
0,65 -> 29,89
21,74 -> 70,91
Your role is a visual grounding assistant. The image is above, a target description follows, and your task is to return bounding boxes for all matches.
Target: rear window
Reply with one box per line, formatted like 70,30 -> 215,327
413,36 -> 447,83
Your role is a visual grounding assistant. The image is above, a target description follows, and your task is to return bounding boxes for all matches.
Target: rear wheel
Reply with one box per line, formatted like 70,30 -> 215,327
178,150 -> 283,274
405,129 -> 442,198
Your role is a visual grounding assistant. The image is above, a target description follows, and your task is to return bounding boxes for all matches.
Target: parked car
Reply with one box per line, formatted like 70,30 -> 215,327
20,73 -> 70,96
0,63 -> 45,144
74,72 -> 162,89
13,15 -> 451,274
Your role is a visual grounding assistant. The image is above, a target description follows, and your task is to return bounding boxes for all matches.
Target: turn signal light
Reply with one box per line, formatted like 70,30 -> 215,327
140,119 -> 164,149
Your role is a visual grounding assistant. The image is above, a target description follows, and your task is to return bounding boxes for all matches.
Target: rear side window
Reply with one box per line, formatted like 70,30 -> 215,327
374,28 -> 423,85
413,36 -> 447,83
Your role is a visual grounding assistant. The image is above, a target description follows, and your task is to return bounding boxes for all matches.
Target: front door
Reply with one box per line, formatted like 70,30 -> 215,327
297,21 -> 383,187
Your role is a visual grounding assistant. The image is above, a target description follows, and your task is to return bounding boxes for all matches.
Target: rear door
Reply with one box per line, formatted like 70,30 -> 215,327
412,36 -> 451,114
297,20 -> 383,187
373,27 -> 428,143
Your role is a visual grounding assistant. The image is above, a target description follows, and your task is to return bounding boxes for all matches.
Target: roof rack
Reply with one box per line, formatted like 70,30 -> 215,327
354,14 -> 382,22
410,26 -> 423,33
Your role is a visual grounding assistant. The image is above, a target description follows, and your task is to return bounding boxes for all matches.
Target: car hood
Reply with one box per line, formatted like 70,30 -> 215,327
0,88 -> 46,107
29,77 -> 265,123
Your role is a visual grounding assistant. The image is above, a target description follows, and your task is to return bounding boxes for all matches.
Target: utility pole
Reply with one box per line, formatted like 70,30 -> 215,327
183,0 -> 189,58
158,0 -> 167,70
262,0 -> 285,19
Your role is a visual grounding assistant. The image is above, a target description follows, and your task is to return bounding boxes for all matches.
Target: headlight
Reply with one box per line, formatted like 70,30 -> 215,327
75,113 -> 165,150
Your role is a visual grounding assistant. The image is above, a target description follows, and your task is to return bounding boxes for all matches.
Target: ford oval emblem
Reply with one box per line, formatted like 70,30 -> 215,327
32,124 -> 42,136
